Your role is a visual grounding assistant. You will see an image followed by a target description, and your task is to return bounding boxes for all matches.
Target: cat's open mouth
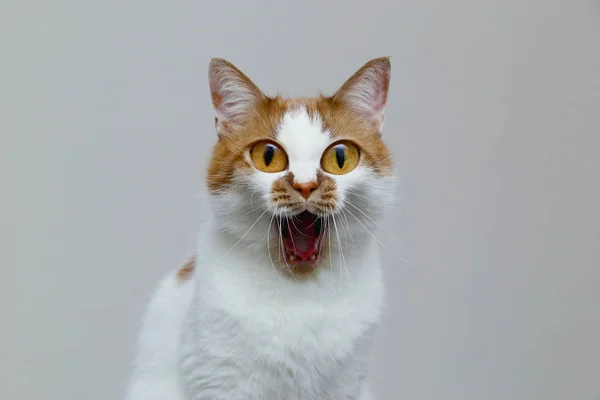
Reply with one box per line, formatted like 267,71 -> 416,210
276,211 -> 325,267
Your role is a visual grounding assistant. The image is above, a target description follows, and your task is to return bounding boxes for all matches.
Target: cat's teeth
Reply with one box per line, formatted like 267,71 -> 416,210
289,255 -> 296,261
310,255 -> 316,261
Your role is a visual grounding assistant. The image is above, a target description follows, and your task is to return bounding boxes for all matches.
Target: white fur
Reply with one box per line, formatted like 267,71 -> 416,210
126,102 -> 393,399
276,107 -> 331,184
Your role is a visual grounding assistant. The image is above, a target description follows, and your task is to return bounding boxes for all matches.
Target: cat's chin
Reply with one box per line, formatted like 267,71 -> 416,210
275,211 -> 326,275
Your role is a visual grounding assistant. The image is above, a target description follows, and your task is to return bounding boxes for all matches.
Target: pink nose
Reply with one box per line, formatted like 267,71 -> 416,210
293,181 -> 318,199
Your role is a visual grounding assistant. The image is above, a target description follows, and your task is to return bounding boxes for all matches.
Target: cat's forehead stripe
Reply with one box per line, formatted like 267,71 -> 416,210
275,106 -> 330,151
274,106 -> 331,183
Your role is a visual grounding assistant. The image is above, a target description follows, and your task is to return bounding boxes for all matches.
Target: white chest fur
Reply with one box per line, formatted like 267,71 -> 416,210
178,223 -> 384,400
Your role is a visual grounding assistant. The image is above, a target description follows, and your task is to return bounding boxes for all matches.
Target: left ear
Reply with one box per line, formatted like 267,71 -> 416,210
332,57 -> 391,134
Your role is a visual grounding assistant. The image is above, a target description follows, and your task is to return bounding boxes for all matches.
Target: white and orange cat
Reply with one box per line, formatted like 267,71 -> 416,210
126,57 -> 395,400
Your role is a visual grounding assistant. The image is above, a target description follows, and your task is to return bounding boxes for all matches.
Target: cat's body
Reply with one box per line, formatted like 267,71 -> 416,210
127,57 -> 395,400
127,218 -> 383,400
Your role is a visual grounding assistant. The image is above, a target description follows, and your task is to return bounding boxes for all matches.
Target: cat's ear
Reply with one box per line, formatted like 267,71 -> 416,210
332,57 -> 391,134
209,58 -> 265,136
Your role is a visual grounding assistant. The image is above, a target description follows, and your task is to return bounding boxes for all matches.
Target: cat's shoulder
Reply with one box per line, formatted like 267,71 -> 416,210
148,254 -> 196,295
139,254 -> 196,327
127,255 -> 196,400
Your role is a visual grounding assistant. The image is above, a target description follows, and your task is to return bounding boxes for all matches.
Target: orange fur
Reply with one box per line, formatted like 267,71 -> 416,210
176,255 -> 195,283
269,170 -> 339,216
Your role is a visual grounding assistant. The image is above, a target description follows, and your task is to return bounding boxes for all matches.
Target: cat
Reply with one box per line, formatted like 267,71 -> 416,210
125,56 -> 395,400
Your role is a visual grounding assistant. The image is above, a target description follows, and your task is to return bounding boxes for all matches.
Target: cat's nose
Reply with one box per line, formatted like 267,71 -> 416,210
293,181 -> 318,200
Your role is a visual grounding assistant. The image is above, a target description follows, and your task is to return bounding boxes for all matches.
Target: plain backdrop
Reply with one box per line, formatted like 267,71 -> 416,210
3,0 -> 600,399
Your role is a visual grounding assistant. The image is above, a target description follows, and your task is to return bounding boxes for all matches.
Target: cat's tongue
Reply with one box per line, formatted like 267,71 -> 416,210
284,211 -> 319,261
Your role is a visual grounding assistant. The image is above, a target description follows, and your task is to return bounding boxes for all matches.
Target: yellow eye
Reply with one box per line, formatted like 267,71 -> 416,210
321,141 -> 360,175
250,141 -> 288,173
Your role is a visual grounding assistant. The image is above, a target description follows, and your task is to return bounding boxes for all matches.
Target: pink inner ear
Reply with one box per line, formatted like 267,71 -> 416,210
370,68 -> 389,114
217,98 -> 249,124
336,61 -> 390,127
372,85 -> 387,113
209,59 -> 262,124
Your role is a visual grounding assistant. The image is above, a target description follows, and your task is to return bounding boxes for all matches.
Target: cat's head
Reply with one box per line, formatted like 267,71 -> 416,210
206,57 -> 395,275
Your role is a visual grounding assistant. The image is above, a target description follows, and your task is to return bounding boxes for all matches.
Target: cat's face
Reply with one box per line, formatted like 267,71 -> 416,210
206,58 -> 395,275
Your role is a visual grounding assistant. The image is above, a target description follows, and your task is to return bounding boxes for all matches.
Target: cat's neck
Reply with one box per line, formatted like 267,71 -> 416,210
192,214 -> 383,304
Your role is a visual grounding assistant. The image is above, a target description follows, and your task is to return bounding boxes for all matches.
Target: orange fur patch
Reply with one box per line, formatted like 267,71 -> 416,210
176,255 -> 195,283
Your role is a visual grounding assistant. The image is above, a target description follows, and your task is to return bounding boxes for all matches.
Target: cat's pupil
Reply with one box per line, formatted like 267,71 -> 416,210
335,146 -> 345,169
263,145 -> 275,166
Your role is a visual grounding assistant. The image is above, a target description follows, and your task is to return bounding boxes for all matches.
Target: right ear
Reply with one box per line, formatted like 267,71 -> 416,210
332,57 -> 391,134
208,58 -> 265,136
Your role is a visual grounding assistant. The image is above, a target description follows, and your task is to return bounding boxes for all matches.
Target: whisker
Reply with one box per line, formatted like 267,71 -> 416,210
278,217 -> 299,282
290,216 -> 312,238
219,206 -> 271,259
266,208 -> 285,287
317,218 -> 328,255
327,215 -> 333,281
286,218 -> 297,256
344,190 -> 373,203
228,203 -> 268,224
249,190 -> 262,209
345,200 -> 402,247
343,206 -> 413,267
336,202 -> 355,248
330,208 -> 348,286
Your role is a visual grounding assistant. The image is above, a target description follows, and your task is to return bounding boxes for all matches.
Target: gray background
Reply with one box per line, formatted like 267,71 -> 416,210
3,0 -> 600,399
